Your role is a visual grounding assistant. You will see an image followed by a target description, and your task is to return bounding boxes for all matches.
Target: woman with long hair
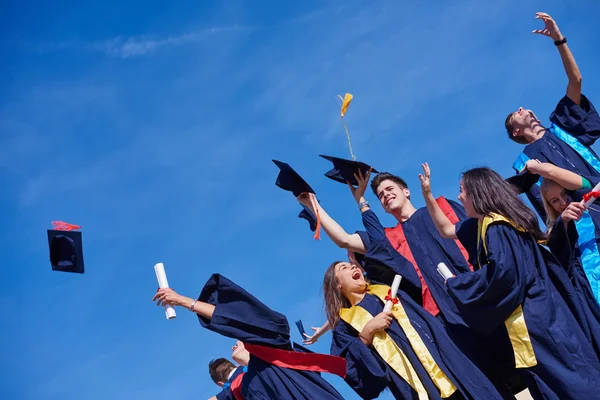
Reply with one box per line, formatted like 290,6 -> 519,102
420,164 -> 600,399
324,170 -> 504,400
525,159 -> 600,304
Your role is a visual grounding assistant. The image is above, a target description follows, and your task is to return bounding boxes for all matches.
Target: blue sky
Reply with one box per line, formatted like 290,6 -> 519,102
2,1 -> 600,399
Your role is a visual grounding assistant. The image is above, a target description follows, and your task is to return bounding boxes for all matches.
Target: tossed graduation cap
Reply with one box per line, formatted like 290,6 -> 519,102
295,319 -> 306,339
506,170 -> 540,194
273,160 -> 321,239
320,155 -> 379,186
47,221 -> 84,274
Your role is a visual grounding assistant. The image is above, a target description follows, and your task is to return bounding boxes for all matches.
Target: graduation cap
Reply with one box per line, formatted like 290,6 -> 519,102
506,170 -> 540,194
273,160 -> 321,239
295,319 -> 307,339
320,155 -> 379,186
47,221 -> 84,274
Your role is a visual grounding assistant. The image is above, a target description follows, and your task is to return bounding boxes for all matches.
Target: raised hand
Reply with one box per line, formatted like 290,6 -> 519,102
347,168 -> 372,204
562,202 -> 585,224
297,192 -> 316,208
532,12 -> 563,41
524,159 -> 550,175
418,162 -> 432,194
303,326 -> 326,345
153,287 -> 183,307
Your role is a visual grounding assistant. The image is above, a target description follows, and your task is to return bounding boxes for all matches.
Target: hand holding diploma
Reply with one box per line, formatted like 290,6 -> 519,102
154,262 -> 177,319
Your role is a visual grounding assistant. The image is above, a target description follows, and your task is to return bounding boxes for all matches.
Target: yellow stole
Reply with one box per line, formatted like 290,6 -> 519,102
339,284 -> 457,399
477,213 -> 537,368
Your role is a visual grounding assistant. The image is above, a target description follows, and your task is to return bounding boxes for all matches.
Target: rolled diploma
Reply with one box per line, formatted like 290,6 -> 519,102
154,262 -> 177,320
581,181 -> 600,208
437,262 -> 454,280
383,274 -> 402,312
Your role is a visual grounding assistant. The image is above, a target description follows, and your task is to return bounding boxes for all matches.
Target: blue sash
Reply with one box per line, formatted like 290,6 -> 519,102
549,123 -> 600,174
575,213 -> 600,303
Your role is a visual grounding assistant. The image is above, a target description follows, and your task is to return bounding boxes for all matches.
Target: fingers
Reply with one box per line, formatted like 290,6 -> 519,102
418,173 -> 424,183
346,180 -> 356,193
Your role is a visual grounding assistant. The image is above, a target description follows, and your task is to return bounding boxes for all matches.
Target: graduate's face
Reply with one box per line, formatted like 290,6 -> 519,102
458,179 -> 477,218
231,340 -> 250,366
544,181 -> 570,214
335,261 -> 366,293
509,107 -> 541,138
376,179 -> 410,213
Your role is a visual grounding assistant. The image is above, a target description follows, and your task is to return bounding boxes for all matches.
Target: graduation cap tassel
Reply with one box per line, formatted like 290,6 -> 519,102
308,193 -> 321,240
336,93 -> 357,161
52,221 -> 81,231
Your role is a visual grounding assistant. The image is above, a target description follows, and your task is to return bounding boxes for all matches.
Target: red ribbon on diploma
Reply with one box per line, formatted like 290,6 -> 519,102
583,191 -> 600,203
385,289 -> 399,305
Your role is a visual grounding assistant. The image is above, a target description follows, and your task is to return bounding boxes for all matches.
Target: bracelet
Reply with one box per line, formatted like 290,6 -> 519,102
554,37 -> 567,46
358,201 -> 369,209
189,299 -> 197,312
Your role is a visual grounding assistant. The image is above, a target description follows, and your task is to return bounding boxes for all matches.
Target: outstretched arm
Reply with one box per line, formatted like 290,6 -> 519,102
302,321 -> 331,345
533,12 -> 581,105
298,194 -> 366,254
524,159 -> 584,190
153,288 -> 215,319
419,162 -> 457,239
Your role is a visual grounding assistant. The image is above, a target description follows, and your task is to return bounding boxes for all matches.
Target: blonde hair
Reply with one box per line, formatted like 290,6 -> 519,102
540,178 -> 562,236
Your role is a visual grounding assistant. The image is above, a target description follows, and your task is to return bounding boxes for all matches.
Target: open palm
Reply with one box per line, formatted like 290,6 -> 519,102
532,12 -> 562,41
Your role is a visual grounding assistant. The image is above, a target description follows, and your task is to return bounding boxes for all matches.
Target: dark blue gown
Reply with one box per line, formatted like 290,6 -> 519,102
332,209 -> 504,400
448,220 -> 600,399
513,94 -> 600,220
357,203 -> 509,385
198,274 -> 345,400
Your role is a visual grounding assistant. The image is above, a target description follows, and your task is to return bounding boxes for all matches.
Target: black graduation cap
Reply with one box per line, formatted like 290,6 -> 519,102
320,155 -> 379,186
273,160 -> 321,239
506,170 -> 540,194
273,160 -> 315,197
47,222 -> 84,274
295,319 -> 306,338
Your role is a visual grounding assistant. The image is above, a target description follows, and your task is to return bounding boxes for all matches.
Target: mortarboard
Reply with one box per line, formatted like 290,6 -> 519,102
273,160 -> 321,239
320,155 -> 379,186
47,221 -> 84,274
506,170 -> 540,194
295,319 -> 307,339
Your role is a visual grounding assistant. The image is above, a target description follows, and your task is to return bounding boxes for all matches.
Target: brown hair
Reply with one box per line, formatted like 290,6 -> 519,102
505,112 -> 529,145
208,358 -> 236,385
323,261 -> 352,329
462,167 -> 545,241
370,172 -> 408,196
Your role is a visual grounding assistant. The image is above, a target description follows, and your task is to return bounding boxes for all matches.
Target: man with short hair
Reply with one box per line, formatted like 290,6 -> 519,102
208,356 -> 247,400
504,12 -> 600,219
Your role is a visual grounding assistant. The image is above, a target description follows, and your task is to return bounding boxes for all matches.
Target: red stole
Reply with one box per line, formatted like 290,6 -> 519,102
384,197 -> 473,317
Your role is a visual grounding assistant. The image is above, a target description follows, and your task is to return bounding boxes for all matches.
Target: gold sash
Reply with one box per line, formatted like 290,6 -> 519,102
477,213 -> 537,368
340,284 -> 457,398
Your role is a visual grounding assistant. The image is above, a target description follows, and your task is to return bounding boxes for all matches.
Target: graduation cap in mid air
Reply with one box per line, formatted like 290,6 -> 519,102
47,221 -> 84,274
273,160 -> 321,239
506,170 -> 540,194
320,155 -> 379,186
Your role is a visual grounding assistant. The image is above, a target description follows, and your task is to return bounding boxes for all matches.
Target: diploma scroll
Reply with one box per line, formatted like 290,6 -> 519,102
437,262 -> 454,281
581,181 -> 600,208
383,274 -> 402,312
154,262 -> 177,320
